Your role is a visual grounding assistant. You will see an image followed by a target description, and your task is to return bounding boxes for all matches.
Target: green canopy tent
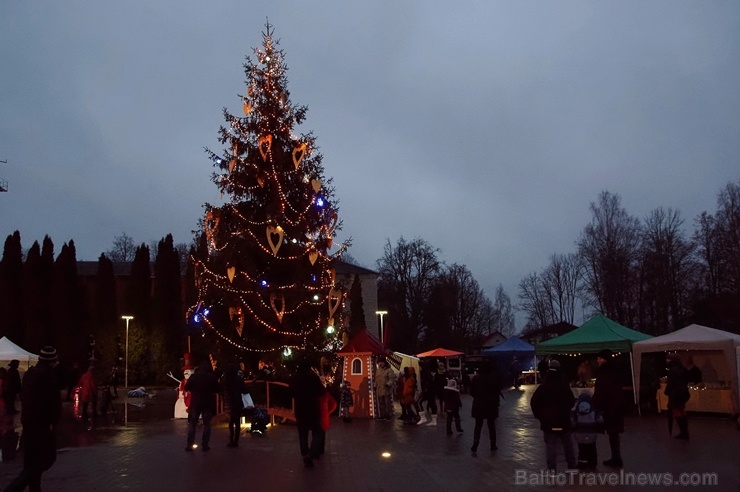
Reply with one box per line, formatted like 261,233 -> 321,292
535,314 -> 652,409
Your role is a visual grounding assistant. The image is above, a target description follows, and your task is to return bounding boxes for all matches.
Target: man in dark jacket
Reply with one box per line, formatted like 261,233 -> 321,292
289,358 -> 326,467
4,346 -> 62,492
592,349 -> 624,467
185,359 -> 220,452
5,359 -> 22,415
221,364 -> 248,447
531,359 -> 576,471
469,359 -> 503,452
665,353 -> 691,440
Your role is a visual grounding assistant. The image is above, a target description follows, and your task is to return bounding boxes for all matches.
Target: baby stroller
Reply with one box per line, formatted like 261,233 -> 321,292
251,407 -> 269,434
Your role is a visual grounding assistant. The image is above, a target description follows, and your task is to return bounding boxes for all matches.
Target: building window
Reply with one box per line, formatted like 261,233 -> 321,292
351,358 -> 363,375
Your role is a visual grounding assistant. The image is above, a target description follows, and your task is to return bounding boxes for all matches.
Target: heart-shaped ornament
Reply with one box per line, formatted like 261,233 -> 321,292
311,179 -> 321,193
325,212 -> 338,234
327,287 -> 342,318
270,293 -> 285,323
259,135 -> 273,161
227,266 -> 236,283
266,225 -> 284,255
292,142 -> 307,169
308,249 -> 319,265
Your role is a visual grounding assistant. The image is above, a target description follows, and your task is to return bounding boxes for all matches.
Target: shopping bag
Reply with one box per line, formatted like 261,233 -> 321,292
242,392 -> 255,409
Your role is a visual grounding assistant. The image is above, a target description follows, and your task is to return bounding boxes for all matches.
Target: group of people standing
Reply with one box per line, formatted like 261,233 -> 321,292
376,357 -> 505,451
531,349 -> 626,471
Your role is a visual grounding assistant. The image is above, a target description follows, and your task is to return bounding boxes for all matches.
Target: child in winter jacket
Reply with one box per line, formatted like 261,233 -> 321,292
443,379 -> 463,435
339,380 -> 353,422
572,392 -> 601,469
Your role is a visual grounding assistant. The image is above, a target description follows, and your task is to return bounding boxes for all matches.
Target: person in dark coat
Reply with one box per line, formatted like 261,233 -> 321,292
289,358 -> 325,467
433,361 -> 448,414
537,356 -> 550,383
665,353 -> 691,440
469,358 -> 502,452
5,360 -> 22,416
592,349 -> 624,468
531,359 -> 576,471
683,355 -> 702,385
184,359 -> 221,452
221,364 -> 248,448
510,356 -> 522,389
4,346 -> 62,492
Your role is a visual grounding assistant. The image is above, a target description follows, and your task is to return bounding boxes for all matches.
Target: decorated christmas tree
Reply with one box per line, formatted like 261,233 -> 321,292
189,23 -> 349,363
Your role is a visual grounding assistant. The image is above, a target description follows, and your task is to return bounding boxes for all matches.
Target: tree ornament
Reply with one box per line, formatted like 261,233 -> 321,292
328,287 -> 342,318
243,102 -> 252,115
229,159 -> 237,173
308,249 -> 319,265
325,212 -> 338,235
311,179 -> 321,193
292,142 -> 307,169
266,225 -> 284,255
326,235 -> 333,249
270,293 -> 286,322
229,306 -> 244,337
227,266 -> 236,283
256,175 -> 265,187
259,135 -> 273,161
205,211 -> 220,247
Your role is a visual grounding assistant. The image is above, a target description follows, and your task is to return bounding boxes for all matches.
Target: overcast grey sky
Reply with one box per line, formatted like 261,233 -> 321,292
2,1 -> 739,329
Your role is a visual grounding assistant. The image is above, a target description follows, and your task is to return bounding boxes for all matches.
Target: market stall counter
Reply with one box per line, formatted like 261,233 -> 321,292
656,381 -> 734,415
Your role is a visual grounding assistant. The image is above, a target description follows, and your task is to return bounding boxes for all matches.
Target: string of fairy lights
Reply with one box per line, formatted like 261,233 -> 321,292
188,26 -> 349,356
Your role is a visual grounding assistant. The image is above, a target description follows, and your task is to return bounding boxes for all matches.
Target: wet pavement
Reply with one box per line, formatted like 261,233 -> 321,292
0,384 -> 738,491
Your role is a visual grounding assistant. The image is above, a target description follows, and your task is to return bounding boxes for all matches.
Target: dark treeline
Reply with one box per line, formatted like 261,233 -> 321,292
518,180 -> 740,336
0,232 -> 190,385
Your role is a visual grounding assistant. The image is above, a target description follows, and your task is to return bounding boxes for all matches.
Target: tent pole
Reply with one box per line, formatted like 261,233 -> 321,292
629,351 -> 640,416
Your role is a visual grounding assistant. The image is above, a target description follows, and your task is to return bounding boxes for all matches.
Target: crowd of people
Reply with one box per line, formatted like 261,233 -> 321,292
0,344 -> 700,488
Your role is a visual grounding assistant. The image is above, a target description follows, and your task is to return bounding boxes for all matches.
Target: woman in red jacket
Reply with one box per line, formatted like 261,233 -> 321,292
401,367 -> 419,425
317,388 -> 337,458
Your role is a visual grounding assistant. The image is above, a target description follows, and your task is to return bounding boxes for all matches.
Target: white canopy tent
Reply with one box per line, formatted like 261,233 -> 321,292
632,324 -> 740,414
0,336 -> 39,374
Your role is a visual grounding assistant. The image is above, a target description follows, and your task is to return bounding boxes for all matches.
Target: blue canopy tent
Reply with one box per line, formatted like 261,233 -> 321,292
483,337 -> 536,382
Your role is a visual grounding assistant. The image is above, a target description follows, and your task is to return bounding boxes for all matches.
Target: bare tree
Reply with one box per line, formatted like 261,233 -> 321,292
693,211 -> 721,295
577,191 -> 642,326
715,180 -> 740,295
491,284 -> 516,337
542,253 -> 583,325
518,272 -> 555,329
376,237 -> 441,353
638,207 -> 696,333
106,232 -> 136,262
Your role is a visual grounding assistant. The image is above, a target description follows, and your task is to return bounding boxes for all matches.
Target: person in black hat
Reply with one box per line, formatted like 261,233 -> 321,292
4,346 -> 62,492
592,349 -> 624,467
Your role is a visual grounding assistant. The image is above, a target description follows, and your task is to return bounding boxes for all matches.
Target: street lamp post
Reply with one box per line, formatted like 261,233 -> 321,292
121,315 -> 133,425
376,310 -> 388,346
